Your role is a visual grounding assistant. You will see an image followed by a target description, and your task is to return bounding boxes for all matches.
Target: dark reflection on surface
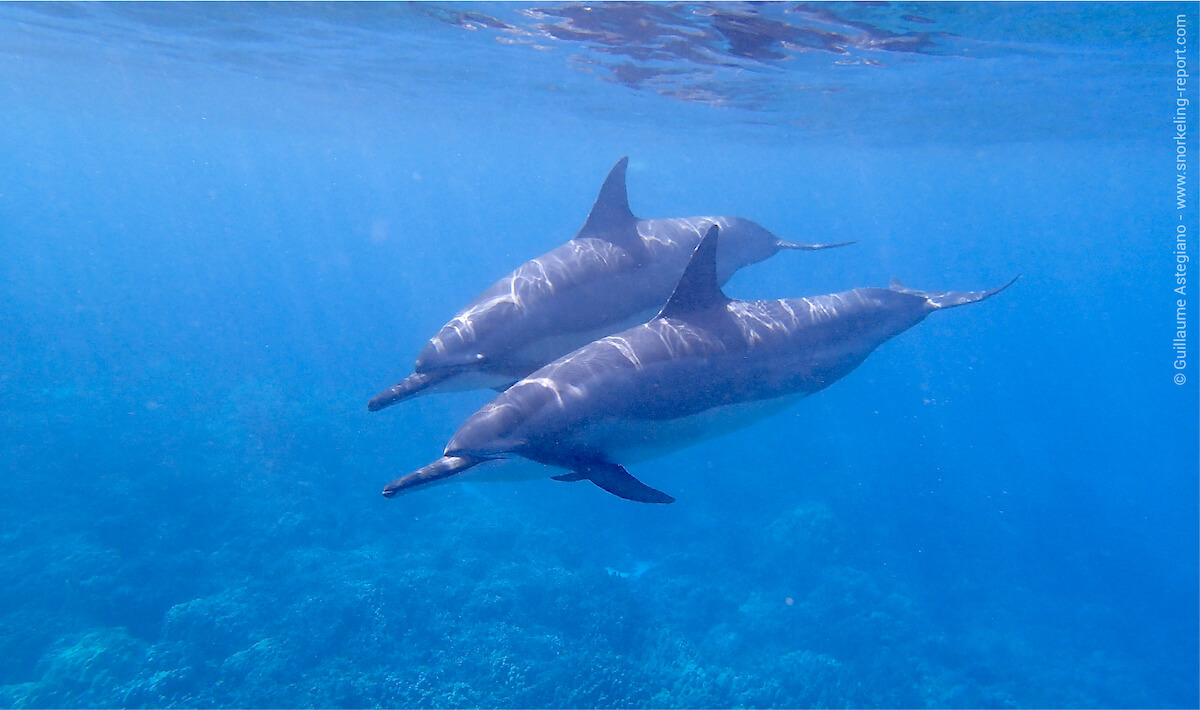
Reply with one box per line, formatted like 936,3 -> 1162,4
0,0 -> 1163,136
416,2 -> 940,107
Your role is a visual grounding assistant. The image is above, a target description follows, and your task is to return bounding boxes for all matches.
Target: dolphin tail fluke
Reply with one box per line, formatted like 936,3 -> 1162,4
382,455 -> 483,498
552,463 -> 674,504
777,239 -> 856,251
890,276 -> 1020,310
368,370 -> 454,412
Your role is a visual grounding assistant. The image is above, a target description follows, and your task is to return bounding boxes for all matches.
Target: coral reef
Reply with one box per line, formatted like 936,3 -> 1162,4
0,377 -> 1191,708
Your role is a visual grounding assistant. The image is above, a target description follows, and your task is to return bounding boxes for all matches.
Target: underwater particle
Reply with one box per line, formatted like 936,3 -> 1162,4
370,219 -> 389,244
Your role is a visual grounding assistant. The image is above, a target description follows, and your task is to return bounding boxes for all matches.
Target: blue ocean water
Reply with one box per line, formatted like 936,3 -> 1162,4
1,1 -> 1197,707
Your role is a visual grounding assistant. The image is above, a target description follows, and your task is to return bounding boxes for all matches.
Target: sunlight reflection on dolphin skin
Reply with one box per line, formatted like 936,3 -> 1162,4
648,320 -> 720,361
603,335 -> 644,370
520,376 -> 585,409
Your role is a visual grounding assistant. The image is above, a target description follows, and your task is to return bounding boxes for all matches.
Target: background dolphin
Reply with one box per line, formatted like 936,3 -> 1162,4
368,157 -> 850,411
383,225 -> 1016,503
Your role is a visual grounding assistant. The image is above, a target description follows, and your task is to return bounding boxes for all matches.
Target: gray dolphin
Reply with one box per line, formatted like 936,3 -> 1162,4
368,157 -> 849,411
382,224 -> 1016,503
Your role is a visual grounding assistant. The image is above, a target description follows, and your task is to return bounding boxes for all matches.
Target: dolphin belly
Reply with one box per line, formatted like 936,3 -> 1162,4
574,391 -> 809,464
456,457 -> 556,483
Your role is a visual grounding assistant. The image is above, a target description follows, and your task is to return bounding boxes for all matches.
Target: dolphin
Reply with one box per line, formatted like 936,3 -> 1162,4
368,157 -> 850,411
381,224 -> 1016,504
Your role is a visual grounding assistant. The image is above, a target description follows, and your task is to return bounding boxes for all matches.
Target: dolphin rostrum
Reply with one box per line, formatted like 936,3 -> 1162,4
368,157 -> 850,411
382,224 -> 1016,503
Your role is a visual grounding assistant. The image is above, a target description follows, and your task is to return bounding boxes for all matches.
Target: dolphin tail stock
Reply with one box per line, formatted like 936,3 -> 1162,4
777,239 -> 857,251
551,462 -> 675,504
368,370 -> 456,412
889,276 -> 1020,310
382,455 -> 485,498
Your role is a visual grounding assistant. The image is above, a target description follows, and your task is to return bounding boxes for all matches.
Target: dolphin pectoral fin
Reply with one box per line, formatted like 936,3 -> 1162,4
572,463 -> 675,504
368,370 -> 456,412
550,472 -> 589,482
382,455 -> 483,498
778,239 -> 856,251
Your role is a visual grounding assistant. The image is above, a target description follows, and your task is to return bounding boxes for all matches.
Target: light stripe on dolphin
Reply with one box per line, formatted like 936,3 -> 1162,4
382,224 -> 1016,504
368,157 -> 850,411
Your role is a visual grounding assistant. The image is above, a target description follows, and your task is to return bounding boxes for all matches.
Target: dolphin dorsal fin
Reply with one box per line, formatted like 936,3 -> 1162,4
576,157 -> 643,254
658,224 -> 729,319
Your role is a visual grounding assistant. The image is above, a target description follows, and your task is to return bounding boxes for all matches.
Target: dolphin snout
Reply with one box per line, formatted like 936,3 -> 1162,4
367,370 -> 453,412
382,455 -> 483,498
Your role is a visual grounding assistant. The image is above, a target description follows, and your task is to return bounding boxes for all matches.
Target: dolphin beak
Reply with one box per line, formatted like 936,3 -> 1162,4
368,369 -> 455,412
382,455 -> 483,498
777,239 -> 856,251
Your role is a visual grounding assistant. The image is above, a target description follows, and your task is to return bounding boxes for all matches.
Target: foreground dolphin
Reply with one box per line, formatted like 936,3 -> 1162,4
382,225 -> 1016,503
368,157 -> 849,411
